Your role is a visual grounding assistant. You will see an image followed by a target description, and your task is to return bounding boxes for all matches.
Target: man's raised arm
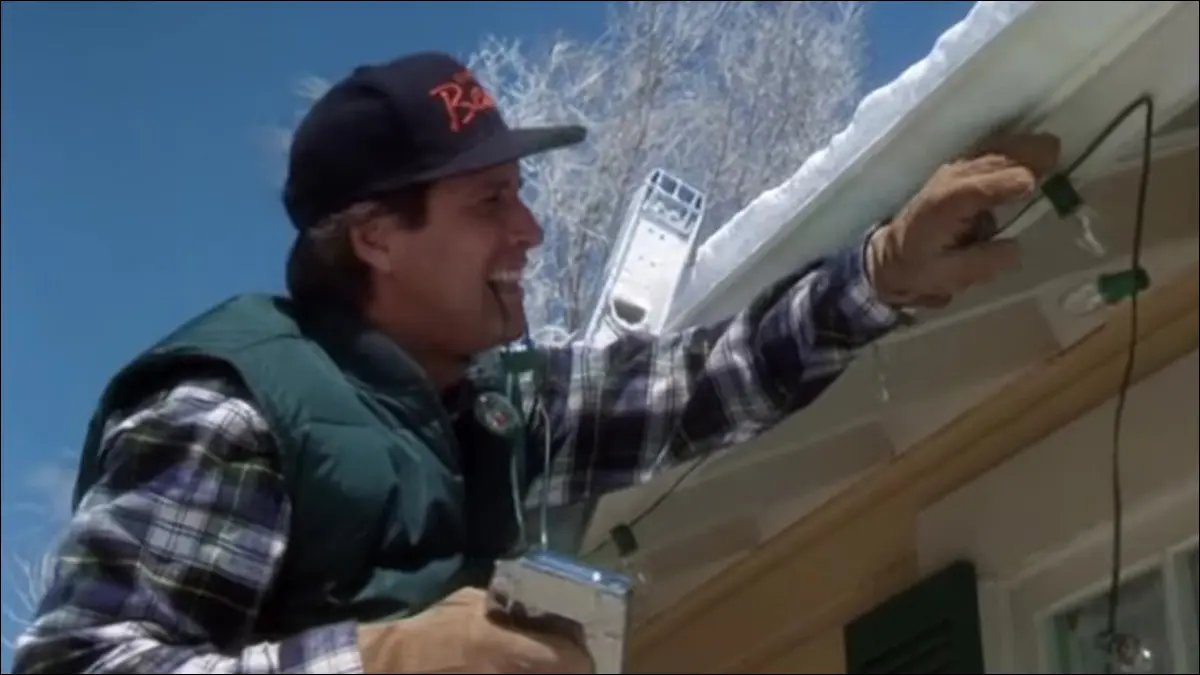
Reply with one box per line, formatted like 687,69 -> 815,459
530,132 -> 1061,506
531,228 -> 899,506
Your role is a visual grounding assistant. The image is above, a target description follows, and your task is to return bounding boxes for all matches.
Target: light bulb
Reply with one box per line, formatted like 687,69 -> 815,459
616,557 -> 651,587
1096,632 -> 1155,674
1060,279 -> 1107,316
1059,267 -> 1151,316
1071,203 -> 1107,258
609,524 -> 651,587
1041,173 -> 1107,258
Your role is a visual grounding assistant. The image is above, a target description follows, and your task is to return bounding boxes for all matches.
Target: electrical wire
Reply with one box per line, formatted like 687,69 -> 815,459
1069,95 -> 1154,671
581,95 -> 1159,612
1032,95 -> 1154,670
580,421 -> 715,559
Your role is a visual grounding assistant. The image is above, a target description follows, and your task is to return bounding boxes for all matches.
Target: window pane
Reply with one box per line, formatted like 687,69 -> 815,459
1049,569 -> 1175,673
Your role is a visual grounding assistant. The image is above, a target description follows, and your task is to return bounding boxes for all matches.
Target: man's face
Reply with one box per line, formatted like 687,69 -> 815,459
366,162 -> 542,358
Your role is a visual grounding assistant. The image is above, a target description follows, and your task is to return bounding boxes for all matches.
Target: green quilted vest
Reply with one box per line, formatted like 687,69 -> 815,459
72,293 -> 546,637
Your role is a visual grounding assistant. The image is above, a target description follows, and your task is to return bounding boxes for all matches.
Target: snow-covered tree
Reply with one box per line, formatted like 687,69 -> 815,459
1,541 -> 58,651
1,461 -> 72,651
468,1 -> 867,335
281,1 -> 867,340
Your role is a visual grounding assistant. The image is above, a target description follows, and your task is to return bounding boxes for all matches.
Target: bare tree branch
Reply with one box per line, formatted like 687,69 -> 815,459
1,456 -> 74,650
1,547 -> 56,651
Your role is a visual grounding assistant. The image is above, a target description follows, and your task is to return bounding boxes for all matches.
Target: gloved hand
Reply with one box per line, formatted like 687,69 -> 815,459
356,587 -> 594,674
866,132 -> 1062,309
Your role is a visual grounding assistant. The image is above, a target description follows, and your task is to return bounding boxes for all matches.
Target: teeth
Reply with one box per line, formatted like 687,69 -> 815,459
489,270 -> 524,284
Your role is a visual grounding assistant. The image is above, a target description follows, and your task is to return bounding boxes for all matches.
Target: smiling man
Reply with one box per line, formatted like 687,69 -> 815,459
13,52 -> 1058,674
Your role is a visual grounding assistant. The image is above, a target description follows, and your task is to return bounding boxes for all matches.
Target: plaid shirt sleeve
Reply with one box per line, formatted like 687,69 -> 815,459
533,233 -> 902,505
12,378 -> 364,674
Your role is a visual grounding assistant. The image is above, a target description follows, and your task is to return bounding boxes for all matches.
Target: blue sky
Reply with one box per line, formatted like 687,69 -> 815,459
0,0 -> 973,666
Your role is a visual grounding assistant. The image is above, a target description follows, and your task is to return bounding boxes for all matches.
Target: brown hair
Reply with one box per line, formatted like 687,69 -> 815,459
285,184 -> 430,311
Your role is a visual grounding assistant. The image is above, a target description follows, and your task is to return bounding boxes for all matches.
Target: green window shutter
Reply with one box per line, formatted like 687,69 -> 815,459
844,560 -> 986,674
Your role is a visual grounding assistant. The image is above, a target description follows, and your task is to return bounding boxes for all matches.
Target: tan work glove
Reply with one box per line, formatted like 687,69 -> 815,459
866,132 -> 1062,309
356,587 -> 594,674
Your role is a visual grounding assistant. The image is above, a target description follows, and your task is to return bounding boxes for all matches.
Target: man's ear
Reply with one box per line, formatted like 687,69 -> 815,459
348,211 -> 398,274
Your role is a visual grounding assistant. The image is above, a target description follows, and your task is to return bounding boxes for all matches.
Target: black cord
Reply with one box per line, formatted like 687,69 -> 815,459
619,450 -> 709,533
1077,95 -> 1153,671
582,438 -> 713,558
1041,96 -> 1154,671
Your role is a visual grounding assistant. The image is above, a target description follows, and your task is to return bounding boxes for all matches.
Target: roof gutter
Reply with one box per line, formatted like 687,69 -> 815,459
667,0 -> 1189,331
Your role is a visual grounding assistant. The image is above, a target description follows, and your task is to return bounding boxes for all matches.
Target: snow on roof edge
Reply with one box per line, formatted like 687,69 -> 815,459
673,0 -> 1038,315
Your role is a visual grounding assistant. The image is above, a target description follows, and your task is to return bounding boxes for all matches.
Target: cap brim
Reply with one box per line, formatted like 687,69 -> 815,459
416,125 -> 587,182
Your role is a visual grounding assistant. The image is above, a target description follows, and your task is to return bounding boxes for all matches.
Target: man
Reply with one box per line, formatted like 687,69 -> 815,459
13,52 -> 1058,674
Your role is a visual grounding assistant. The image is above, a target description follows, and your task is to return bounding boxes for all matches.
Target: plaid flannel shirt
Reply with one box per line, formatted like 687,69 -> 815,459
13,238 -> 899,674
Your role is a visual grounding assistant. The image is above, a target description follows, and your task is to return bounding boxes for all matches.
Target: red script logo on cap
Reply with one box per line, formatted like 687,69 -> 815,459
429,70 -> 497,133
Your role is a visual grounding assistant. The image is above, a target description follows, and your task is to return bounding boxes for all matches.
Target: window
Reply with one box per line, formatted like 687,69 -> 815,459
1042,545 -> 1199,674
1186,548 -> 1199,673
1188,548 -> 1199,610
1046,568 -> 1170,673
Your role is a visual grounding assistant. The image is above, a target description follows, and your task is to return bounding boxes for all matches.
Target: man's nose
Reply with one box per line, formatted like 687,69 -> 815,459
508,202 -> 544,249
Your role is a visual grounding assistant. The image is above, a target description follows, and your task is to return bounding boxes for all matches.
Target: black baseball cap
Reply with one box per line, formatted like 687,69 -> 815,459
283,51 -> 587,230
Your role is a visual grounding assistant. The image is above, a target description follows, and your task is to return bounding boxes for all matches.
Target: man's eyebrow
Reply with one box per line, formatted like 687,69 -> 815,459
480,175 -> 523,193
